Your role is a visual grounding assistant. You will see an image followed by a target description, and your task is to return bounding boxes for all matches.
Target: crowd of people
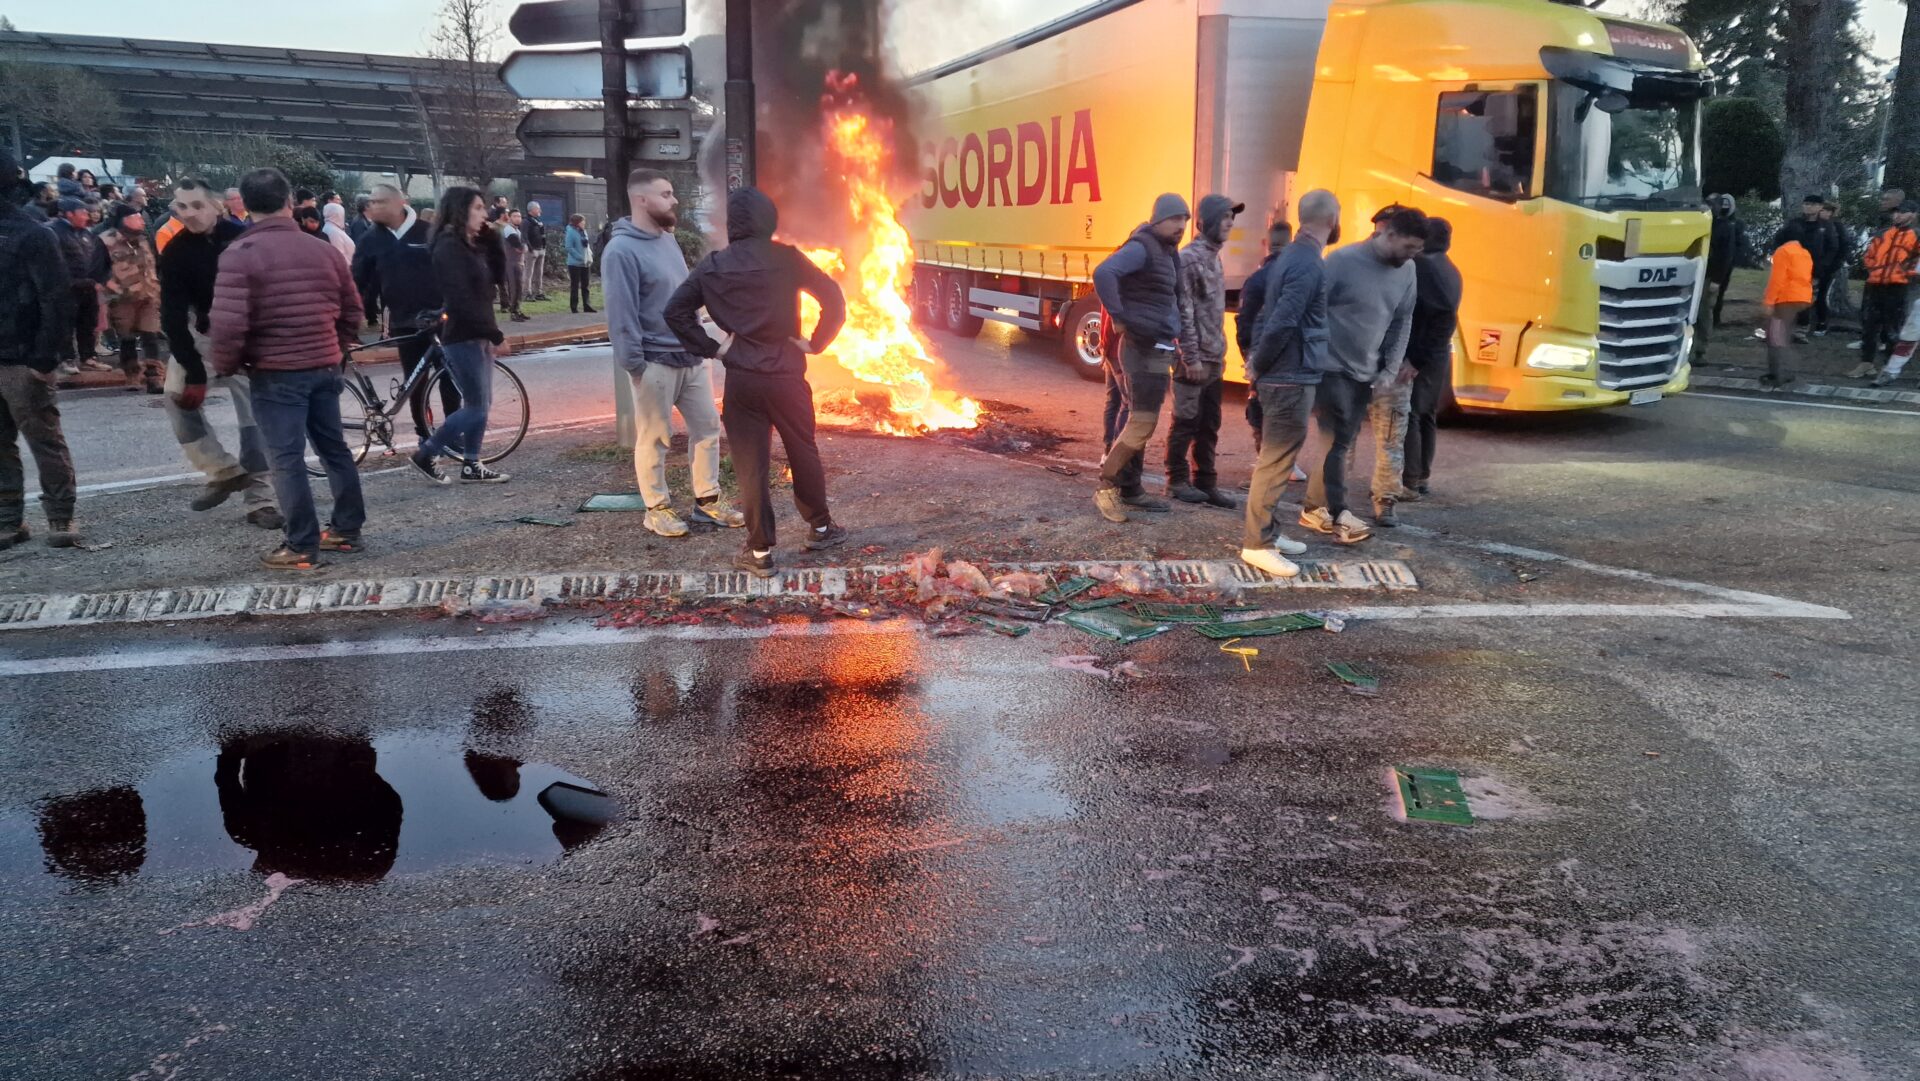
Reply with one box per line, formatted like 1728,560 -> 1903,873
1,152 -> 848,577
1089,190 -> 1460,579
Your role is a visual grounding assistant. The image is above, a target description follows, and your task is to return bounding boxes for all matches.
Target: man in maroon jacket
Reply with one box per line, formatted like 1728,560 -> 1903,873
209,167 -> 367,570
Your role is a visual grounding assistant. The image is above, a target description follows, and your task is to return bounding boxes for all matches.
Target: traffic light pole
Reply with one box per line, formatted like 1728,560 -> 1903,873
599,0 -> 632,218
724,0 -> 754,191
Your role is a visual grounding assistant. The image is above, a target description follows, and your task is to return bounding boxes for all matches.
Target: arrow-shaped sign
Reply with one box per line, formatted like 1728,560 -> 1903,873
500,46 -> 690,101
516,107 -> 694,161
508,0 -> 686,48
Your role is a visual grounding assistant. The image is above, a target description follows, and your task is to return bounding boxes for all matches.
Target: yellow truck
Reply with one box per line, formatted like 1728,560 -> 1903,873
903,0 -> 1713,412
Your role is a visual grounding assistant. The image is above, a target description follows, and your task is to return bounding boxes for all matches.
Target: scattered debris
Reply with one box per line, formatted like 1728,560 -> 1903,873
440,597 -> 551,623
1218,639 -> 1260,671
1192,613 -> 1324,640
1129,601 -> 1222,623
1112,566 -> 1157,594
1046,465 -> 1080,477
975,597 -> 1053,622
1036,576 -> 1098,605
1059,606 -> 1174,643
828,599 -> 881,619
1051,654 -> 1147,679
947,559 -> 994,595
859,544 -> 887,555
1643,751 -> 1662,758
511,514 -> 575,527
966,614 -> 1031,637
1067,595 -> 1127,612
691,913 -> 721,938
578,493 -> 650,512
1391,767 -> 1473,825
1326,662 -> 1380,695
990,570 -> 1051,597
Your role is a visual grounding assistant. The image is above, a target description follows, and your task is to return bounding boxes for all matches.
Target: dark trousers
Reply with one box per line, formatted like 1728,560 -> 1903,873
568,266 -> 591,311
395,330 -> 460,441
721,368 -> 831,551
1165,371 -> 1224,490
0,366 -> 78,530
1305,372 -> 1371,518
1098,338 -> 1170,491
67,286 -> 97,361
1860,283 -> 1908,368
1245,392 -> 1265,452
250,366 -> 367,554
1404,358 -> 1449,486
1101,352 -> 1146,496
1812,268 -> 1839,330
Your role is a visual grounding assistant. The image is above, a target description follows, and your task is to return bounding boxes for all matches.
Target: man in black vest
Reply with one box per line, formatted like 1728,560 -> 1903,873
1090,192 -> 1189,524
352,183 -> 455,439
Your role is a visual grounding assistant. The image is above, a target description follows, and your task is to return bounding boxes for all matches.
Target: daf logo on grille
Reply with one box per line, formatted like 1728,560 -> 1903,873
1638,267 -> 1679,283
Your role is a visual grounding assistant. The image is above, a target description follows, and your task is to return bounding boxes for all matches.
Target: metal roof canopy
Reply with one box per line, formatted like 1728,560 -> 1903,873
0,30 -> 497,174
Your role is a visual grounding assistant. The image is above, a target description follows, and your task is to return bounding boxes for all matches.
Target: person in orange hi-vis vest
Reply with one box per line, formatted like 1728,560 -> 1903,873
1762,238 -> 1813,388
1854,201 -> 1920,378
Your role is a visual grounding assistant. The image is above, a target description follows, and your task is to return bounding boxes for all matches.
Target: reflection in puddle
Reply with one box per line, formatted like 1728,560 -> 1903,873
15,728 -> 610,885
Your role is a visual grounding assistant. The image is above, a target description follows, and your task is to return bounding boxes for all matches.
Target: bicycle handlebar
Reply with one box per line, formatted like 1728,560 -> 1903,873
346,310 -> 447,355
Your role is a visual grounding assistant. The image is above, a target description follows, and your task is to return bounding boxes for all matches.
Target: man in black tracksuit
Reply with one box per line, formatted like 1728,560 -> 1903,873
1774,195 -> 1837,333
353,183 -> 454,439
1402,216 -> 1461,497
0,150 -> 82,549
1091,192 -> 1190,524
49,197 -> 100,365
1236,219 -> 1293,454
664,187 -> 848,579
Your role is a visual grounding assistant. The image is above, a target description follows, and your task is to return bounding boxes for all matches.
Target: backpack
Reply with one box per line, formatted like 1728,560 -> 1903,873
1094,235 -> 1148,366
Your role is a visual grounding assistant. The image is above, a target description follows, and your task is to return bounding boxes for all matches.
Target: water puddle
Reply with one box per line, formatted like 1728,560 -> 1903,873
5,729 -> 611,886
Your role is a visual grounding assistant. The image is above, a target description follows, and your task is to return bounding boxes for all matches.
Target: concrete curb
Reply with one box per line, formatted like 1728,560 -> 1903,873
0,557 -> 1417,632
1691,373 -> 1920,408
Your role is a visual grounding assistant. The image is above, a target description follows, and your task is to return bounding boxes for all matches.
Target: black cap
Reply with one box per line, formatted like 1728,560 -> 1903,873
1900,200 -> 1919,214
1804,193 -> 1825,204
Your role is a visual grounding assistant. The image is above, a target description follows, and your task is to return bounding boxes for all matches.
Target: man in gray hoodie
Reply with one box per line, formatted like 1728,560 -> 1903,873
1302,204 -> 1425,544
1169,193 -> 1242,508
1091,192 -> 1189,524
603,169 -> 743,538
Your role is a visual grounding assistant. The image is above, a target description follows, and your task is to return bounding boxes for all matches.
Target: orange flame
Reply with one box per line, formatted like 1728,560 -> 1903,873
795,91 -> 981,434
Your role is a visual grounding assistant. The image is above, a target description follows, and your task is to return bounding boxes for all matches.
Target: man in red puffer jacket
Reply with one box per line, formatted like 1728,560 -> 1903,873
209,167 -> 367,570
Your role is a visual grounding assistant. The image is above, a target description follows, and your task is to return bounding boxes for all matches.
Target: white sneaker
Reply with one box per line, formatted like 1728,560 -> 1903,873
1240,547 -> 1300,578
1332,510 -> 1374,544
1289,465 -> 1308,482
1272,533 -> 1308,556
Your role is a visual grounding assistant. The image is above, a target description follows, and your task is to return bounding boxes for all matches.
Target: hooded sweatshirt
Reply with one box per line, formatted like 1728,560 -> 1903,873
663,188 -> 847,377
1407,221 -> 1462,373
601,217 -> 693,370
1175,194 -> 1236,372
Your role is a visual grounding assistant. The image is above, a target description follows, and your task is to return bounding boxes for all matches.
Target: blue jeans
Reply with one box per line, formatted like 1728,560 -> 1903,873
420,340 -> 494,465
250,365 -> 366,553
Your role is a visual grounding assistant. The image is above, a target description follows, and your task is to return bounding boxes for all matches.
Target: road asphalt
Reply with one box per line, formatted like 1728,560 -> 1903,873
1,320 -> 1914,1080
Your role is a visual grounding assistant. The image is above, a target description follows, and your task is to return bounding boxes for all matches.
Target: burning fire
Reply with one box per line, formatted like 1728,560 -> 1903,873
795,74 -> 981,436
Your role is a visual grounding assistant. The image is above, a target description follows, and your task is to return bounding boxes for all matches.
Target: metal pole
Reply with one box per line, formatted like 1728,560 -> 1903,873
600,0 -> 632,218
724,0 -> 754,191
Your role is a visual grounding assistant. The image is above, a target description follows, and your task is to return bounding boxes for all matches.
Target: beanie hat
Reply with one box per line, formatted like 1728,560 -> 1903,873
1150,192 -> 1190,224
57,196 -> 87,213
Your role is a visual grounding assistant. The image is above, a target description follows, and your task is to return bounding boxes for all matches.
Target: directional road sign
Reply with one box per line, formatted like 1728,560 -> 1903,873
517,107 -> 694,161
508,0 -> 686,47
500,46 -> 690,101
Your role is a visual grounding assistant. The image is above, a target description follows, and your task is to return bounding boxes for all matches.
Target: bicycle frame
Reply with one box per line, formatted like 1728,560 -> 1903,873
341,331 -> 445,454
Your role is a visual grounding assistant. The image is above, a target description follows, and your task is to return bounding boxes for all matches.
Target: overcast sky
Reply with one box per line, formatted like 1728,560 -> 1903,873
11,0 -> 1909,72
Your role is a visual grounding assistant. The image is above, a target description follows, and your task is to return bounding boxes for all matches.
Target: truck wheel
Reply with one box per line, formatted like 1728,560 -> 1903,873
914,271 -> 941,327
1061,298 -> 1106,382
944,275 -> 984,338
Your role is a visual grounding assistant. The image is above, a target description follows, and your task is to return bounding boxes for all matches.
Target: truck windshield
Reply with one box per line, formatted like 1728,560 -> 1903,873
1546,85 -> 1701,210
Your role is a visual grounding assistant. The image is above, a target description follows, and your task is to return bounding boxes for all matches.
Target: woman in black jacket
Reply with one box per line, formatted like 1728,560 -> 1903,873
410,186 -> 508,485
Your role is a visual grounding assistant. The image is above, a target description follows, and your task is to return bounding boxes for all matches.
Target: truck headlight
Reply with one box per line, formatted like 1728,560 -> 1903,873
1525,343 -> 1594,372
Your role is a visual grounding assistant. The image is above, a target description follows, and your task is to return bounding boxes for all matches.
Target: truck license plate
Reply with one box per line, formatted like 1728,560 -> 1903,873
1629,388 -> 1663,405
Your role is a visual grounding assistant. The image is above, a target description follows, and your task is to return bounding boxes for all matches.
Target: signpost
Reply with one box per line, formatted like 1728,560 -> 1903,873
516,108 -> 693,162
507,0 -> 685,47
499,47 -> 690,101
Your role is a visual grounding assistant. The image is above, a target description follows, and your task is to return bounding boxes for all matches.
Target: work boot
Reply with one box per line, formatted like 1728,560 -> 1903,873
690,496 -> 746,530
1202,488 -> 1239,510
245,505 -> 284,530
0,525 -> 28,551
1094,487 -> 1129,523
1373,499 -> 1399,528
804,522 -> 850,550
734,548 -> 775,579
47,521 -> 90,548
144,362 -> 164,395
1239,547 -> 1300,579
1119,492 -> 1171,512
1168,482 -> 1208,504
190,473 -> 253,512
1396,484 -> 1425,503
645,506 -> 689,538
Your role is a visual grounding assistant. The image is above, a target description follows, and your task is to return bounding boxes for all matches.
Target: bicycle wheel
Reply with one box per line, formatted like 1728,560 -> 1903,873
422,360 -> 530,465
309,374 -> 376,478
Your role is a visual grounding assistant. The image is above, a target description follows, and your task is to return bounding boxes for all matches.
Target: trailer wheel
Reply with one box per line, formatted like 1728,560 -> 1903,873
914,271 -> 941,327
1061,298 -> 1106,382
944,275 -> 983,338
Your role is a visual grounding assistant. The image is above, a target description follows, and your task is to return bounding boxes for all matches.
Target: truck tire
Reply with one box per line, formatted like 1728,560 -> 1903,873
914,270 -> 941,327
1061,297 -> 1106,382
944,274 -> 984,338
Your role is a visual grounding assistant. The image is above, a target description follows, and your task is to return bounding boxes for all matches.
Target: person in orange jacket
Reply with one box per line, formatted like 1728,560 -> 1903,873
1762,237 -> 1813,388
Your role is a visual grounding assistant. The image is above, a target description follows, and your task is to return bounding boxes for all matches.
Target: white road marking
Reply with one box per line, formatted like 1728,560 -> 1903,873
1324,601 -> 1849,621
1684,391 -> 1920,417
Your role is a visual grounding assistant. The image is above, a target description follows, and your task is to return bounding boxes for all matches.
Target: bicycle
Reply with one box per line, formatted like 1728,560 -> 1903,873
312,315 -> 530,477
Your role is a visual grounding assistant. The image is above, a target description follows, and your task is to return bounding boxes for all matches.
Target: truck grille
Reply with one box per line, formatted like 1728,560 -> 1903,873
1594,259 -> 1700,391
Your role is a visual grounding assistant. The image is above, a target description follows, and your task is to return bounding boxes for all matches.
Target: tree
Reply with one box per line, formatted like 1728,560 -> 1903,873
0,60 -> 123,161
141,129 -> 333,192
1779,0 -> 1856,200
426,0 -> 521,189
1886,0 -> 1920,190
1703,96 -> 1785,197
